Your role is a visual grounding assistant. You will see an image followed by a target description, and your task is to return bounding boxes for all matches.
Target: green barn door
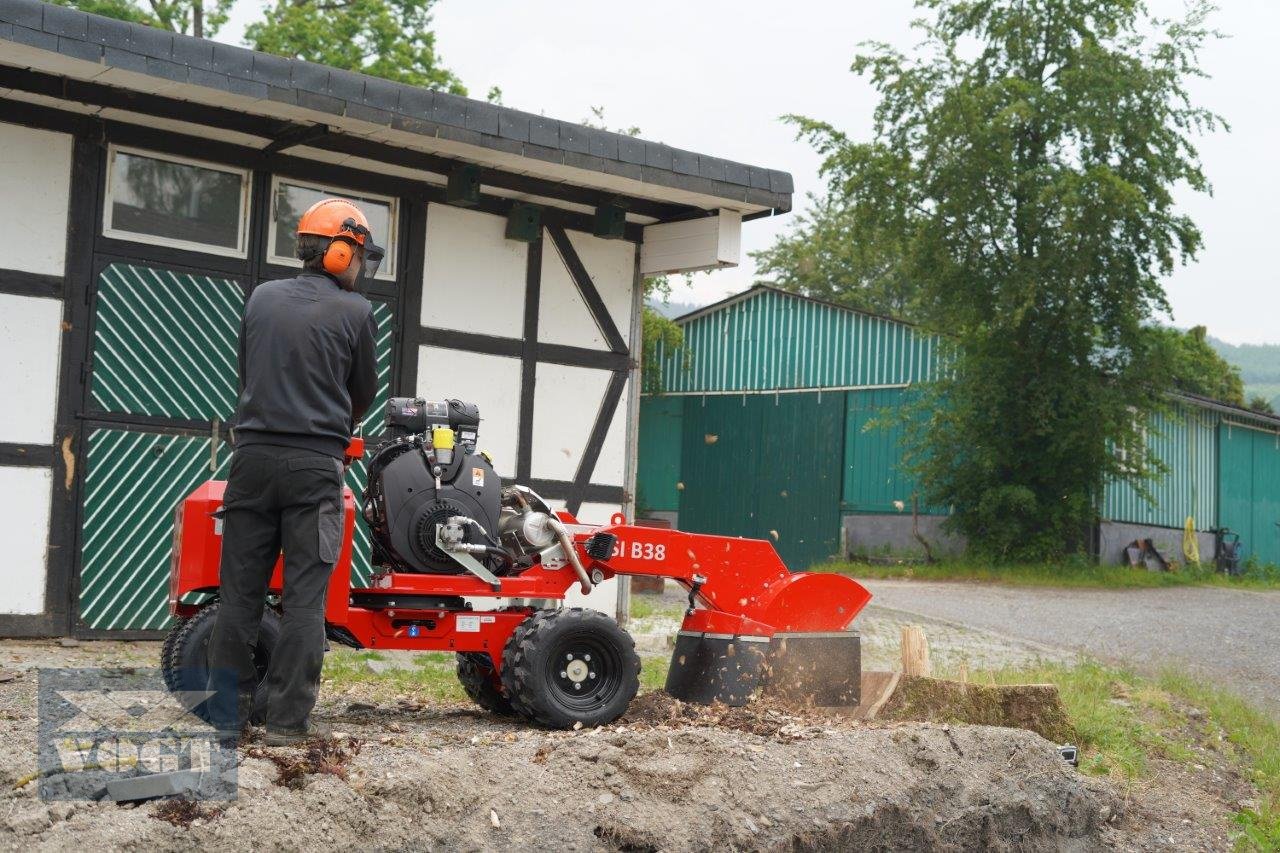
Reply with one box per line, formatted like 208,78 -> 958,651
678,393 -> 844,570
78,261 -> 399,630
79,262 -> 245,631
1218,424 -> 1280,568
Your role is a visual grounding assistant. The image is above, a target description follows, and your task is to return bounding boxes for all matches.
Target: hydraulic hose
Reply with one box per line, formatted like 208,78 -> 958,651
548,517 -> 593,594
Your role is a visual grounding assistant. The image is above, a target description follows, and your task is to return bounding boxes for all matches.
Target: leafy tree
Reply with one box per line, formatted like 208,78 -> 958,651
751,193 -> 917,319
792,0 -> 1222,559
1247,395 -> 1276,416
50,0 -> 230,37
1147,325 -> 1244,404
245,0 -> 466,93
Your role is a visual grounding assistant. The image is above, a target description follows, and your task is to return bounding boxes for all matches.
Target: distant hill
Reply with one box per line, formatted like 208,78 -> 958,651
646,300 -> 705,320
1208,336 -> 1280,410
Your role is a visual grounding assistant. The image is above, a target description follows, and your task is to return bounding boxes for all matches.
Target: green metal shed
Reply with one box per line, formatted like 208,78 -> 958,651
639,286 -> 1280,567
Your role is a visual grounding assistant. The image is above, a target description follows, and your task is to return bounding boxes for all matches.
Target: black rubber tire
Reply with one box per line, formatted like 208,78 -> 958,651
501,608 -> 640,729
455,652 -> 517,716
160,601 -> 281,724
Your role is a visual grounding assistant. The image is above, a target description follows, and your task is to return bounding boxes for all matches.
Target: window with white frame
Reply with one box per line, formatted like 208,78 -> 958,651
268,178 -> 398,280
103,146 -> 250,257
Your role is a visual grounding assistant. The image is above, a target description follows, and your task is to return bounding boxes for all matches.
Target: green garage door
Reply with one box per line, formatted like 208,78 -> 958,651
79,262 -> 396,630
677,392 -> 845,570
1218,424 -> 1280,567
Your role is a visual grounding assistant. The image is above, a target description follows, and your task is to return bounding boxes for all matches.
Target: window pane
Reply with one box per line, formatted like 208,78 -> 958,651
272,183 -> 394,275
109,151 -> 244,250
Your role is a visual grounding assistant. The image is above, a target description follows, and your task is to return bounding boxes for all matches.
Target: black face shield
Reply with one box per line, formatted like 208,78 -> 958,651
339,217 -> 386,280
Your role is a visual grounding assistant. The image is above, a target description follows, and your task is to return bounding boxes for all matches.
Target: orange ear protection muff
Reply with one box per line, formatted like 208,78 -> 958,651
322,238 -> 355,275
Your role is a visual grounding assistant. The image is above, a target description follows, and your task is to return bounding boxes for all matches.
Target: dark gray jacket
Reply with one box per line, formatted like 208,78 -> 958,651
232,272 -> 378,459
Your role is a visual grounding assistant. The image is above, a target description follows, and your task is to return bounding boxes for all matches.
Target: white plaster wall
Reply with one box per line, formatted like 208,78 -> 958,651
538,232 -> 599,349
0,122 -> 72,277
592,378 -> 629,488
0,294 -> 64,445
0,465 -> 53,614
530,363 -> 612,482
417,345 -> 522,478
421,204 -> 526,339
565,230 -> 635,337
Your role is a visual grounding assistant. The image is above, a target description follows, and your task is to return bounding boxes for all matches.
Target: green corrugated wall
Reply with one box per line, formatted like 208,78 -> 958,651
654,288 -> 936,394
1102,403 -> 1217,530
636,395 -> 682,513
842,387 -> 939,514
675,392 -> 844,570
1218,422 -> 1280,565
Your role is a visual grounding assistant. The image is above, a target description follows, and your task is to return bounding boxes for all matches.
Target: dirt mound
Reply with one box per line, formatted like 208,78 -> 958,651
622,690 -> 852,738
880,676 -> 1075,744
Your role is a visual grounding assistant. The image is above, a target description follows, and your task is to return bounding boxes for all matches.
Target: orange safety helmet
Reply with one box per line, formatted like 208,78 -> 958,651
296,198 -> 385,279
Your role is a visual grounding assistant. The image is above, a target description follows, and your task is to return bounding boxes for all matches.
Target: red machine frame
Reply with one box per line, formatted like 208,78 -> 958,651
170,482 -> 872,675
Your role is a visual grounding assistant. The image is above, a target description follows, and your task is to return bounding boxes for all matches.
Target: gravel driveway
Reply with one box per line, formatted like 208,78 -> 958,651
860,579 -> 1280,716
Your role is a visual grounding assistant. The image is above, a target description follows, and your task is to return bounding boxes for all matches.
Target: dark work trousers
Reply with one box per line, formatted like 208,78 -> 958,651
206,444 -> 344,732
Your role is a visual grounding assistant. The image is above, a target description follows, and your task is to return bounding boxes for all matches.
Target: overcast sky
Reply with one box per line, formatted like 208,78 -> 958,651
224,1 -> 1279,344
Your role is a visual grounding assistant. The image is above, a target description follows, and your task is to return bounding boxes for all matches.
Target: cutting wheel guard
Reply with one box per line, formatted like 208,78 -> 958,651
574,520 -> 871,707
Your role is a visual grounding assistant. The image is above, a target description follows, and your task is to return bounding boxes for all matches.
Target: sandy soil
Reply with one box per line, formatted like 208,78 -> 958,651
0,638 -> 1252,851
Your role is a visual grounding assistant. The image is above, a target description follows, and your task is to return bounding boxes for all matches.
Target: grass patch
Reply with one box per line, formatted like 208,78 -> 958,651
630,594 -> 686,622
820,558 -> 1280,590
321,648 -> 467,704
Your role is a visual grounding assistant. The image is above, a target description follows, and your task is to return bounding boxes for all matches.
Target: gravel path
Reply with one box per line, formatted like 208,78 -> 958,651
860,579 -> 1280,715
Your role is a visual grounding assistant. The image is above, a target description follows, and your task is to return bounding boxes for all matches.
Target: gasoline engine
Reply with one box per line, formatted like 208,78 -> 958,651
361,397 -> 590,590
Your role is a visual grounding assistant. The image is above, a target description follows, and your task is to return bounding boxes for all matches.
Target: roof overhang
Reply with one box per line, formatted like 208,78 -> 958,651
0,2 -> 793,223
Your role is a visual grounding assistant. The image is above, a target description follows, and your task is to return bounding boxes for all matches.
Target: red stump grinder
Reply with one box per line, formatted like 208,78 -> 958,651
162,397 -> 872,728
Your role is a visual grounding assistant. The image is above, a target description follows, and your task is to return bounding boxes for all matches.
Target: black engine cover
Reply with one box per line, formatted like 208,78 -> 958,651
375,447 -> 502,573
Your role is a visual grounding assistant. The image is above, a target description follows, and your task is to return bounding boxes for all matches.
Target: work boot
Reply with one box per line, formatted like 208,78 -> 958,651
263,719 -> 332,747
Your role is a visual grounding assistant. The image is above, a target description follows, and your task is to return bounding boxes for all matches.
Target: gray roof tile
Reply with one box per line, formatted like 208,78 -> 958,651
210,42 -> 253,78
671,148 -> 699,176
700,157 -> 727,182
723,161 -> 751,185
497,109 -> 530,142
464,100 -> 499,135
145,55 -> 186,83
0,0 -> 43,30
170,32 -> 212,68
225,74 -> 268,100
187,66 -> 228,91
1,1 -> 793,209
41,3 -> 85,39
250,52 -> 291,88
325,68 -> 364,101
430,91 -> 467,127
290,61 -> 328,94
296,89 -> 344,115
344,101 -> 391,126
102,45 -> 146,74
617,135 -> 645,165
362,75 -> 400,110
11,22 -> 54,49
559,121 -> 589,154
396,86 -> 433,116
587,128 -> 618,160
84,13 -> 128,45
56,34 -> 100,63
528,116 -> 558,148
645,143 -> 673,170
127,22 -> 171,59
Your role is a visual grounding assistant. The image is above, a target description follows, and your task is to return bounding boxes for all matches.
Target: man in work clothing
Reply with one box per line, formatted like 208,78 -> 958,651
207,198 -> 384,746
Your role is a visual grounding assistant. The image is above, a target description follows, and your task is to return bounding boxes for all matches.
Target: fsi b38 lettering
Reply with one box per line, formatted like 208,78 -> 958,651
613,541 -> 667,561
